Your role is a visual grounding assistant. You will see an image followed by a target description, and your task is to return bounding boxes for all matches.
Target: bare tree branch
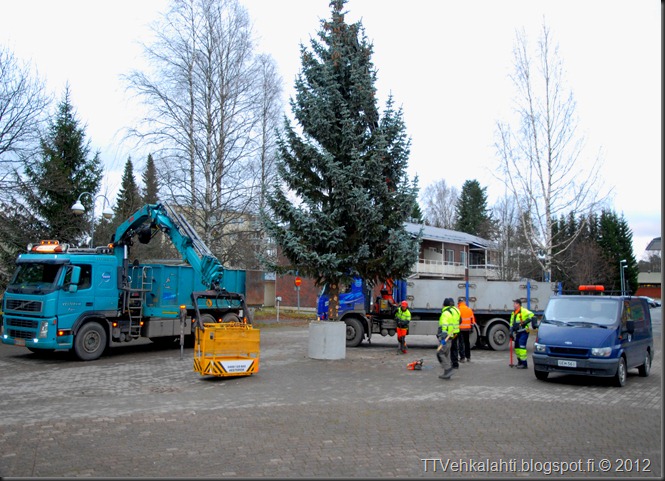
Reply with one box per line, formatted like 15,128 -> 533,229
494,22 -> 612,279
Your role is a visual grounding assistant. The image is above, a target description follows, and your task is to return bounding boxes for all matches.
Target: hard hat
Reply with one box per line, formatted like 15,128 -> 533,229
401,300 -> 408,308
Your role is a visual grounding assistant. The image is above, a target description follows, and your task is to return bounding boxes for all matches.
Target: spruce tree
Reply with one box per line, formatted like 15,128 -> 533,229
142,153 -> 160,204
454,179 -> 494,239
115,157 -> 143,220
597,210 -> 638,293
263,0 -> 420,320
23,86 -> 102,244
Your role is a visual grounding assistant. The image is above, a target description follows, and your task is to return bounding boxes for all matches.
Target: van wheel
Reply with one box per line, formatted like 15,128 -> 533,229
73,322 -> 107,361
345,317 -> 364,347
638,350 -> 652,377
535,370 -> 549,381
613,357 -> 627,387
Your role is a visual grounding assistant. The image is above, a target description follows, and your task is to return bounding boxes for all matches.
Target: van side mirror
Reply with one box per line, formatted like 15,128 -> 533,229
624,319 -> 635,334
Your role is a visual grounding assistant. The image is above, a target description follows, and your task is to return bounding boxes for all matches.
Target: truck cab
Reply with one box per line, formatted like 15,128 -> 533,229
533,289 -> 653,387
2,242 -> 118,354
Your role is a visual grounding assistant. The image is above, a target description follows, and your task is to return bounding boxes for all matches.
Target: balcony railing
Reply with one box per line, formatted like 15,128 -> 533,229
411,259 -> 502,279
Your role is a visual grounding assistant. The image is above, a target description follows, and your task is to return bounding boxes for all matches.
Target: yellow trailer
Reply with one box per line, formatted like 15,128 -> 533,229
193,322 -> 260,377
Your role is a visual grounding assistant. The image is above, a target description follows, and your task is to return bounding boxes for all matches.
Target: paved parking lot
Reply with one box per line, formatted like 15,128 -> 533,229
0,314 -> 661,478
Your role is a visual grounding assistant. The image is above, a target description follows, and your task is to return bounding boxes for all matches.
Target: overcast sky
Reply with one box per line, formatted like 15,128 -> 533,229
1,0 -> 661,259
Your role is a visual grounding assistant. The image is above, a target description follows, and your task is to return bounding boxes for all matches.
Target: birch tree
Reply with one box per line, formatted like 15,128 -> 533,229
125,0 -> 281,268
495,23 -> 609,281
419,179 -> 458,228
0,45 -> 51,199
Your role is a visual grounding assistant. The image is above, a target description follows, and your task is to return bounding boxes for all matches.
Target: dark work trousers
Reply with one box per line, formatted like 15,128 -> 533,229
450,334 -> 459,367
458,330 -> 471,360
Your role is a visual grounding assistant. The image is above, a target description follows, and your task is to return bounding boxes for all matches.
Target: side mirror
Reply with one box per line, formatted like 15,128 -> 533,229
624,319 -> 635,334
67,266 -> 81,293
70,266 -> 81,285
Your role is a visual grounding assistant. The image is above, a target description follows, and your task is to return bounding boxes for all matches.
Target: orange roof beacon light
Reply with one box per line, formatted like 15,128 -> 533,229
27,240 -> 70,253
578,285 -> 605,293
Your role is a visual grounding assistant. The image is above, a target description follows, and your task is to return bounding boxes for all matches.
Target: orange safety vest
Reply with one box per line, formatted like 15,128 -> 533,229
458,302 -> 476,331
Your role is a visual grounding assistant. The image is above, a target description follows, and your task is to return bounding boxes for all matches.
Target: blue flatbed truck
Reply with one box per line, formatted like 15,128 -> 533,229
318,276 -> 559,350
1,203 -> 250,361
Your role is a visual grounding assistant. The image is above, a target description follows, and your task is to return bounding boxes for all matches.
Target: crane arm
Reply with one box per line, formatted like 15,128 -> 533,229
111,203 -> 224,290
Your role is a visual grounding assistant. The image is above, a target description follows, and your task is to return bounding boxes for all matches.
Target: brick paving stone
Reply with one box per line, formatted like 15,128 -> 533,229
0,324 -> 661,478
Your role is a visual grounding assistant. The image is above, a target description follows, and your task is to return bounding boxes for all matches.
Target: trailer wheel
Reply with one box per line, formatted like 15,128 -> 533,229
345,317 -> 364,347
486,322 -> 509,351
73,322 -> 107,361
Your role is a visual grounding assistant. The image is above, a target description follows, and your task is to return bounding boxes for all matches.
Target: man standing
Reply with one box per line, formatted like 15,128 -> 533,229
457,300 -> 476,363
395,300 -> 411,353
437,298 -> 461,379
510,299 -> 534,369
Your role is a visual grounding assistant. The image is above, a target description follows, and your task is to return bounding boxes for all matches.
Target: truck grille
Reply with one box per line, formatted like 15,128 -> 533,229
9,329 -> 34,339
7,318 -> 38,329
549,346 -> 589,357
6,299 -> 43,313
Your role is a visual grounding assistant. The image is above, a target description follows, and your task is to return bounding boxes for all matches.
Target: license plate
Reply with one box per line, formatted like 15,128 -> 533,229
14,338 -> 25,346
558,359 -> 576,368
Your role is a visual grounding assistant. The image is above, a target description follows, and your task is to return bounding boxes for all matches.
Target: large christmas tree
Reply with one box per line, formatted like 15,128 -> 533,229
263,0 -> 420,320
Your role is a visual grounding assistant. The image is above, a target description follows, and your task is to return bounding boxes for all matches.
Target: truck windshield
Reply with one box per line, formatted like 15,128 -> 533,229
7,263 -> 63,294
543,298 -> 620,326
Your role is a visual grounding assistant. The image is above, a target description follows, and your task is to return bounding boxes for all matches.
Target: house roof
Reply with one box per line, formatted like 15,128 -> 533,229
646,237 -> 661,251
405,222 -> 491,249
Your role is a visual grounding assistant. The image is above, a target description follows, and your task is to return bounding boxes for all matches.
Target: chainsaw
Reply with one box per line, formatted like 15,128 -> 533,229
407,359 -> 424,370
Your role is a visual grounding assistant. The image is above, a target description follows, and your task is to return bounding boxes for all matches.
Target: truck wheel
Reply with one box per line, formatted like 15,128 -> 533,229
73,322 -> 107,361
638,350 -> 651,377
221,312 -> 240,323
345,317 -> 364,347
199,314 -> 216,324
614,356 -> 627,387
486,322 -> 509,351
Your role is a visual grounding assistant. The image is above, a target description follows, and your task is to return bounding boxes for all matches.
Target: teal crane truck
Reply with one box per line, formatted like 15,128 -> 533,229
1,203 -> 249,361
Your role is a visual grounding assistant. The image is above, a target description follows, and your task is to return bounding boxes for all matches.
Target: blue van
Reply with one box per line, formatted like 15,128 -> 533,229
532,293 -> 653,387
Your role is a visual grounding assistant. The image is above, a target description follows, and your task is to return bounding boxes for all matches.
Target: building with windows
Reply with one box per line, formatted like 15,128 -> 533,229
404,223 -> 498,280
637,236 -> 661,300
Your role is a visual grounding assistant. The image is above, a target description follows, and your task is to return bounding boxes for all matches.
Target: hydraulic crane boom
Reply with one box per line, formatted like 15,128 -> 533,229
111,203 -> 224,290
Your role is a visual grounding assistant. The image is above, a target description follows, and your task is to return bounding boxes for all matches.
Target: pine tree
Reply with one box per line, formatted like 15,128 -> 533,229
23,85 -> 102,245
454,179 -> 494,239
263,0 -> 420,320
142,153 -> 159,204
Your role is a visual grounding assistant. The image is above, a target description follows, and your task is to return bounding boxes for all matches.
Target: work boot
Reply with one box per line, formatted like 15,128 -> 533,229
516,360 -> 528,369
439,368 -> 454,379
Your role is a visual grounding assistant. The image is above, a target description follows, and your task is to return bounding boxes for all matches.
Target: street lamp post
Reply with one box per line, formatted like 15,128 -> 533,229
71,192 -> 113,247
619,259 -> 627,296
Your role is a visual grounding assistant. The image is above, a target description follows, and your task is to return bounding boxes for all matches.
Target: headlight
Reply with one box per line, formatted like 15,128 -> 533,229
591,347 -> 612,357
38,320 -> 49,338
534,342 -> 546,353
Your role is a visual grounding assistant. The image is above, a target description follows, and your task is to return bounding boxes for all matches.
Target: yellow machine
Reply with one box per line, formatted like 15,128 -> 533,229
193,321 -> 260,377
